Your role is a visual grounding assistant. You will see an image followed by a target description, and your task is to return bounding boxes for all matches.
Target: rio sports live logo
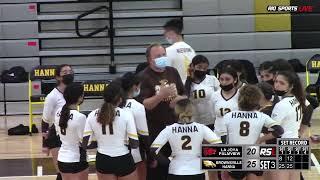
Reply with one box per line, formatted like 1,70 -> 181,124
267,5 -> 313,12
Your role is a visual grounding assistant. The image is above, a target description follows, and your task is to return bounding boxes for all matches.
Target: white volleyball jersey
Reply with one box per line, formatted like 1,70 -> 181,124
42,88 -> 66,125
55,109 -> 87,162
211,89 -> 239,136
271,96 -> 303,138
166,41 -> 196,83
151,122 -> 221,175
224,111 -> 279,145
190,75 -> 220,125
84,107 -> 138,157
124,99 -> 149,163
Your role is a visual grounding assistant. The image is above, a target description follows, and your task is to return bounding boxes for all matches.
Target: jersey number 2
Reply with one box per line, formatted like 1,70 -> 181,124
102,124 -> 114,135
239,121 -> 250,136
181,135 -> 192,150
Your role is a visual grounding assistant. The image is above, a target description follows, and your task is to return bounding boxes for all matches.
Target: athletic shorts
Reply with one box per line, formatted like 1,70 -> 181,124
206,124 -> 215,131
58,161 -> 88,174
46,125 -> 61,149
167,173 -> 205,180
228,171 -> 263,179
96,152 -> 136,177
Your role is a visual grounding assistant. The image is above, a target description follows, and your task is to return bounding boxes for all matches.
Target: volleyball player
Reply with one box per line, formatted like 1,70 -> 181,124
185,55 -> 220,129
121,72 -> 150,180
222,60 -> 247,89
54,83 -> 88,180
42,64 -> 74,180
150,99 -> 222,180
223,85 -> 284,180
210,67 -> 239,143
271,71 -> 307,180
82,82 -> 139,180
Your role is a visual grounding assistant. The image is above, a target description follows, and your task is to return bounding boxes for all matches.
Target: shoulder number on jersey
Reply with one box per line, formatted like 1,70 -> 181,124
193,89 -> 206,99
219,108 -> 231,116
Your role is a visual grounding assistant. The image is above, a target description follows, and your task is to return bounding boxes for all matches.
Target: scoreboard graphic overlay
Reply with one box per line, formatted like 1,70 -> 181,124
201,139 -> 310,171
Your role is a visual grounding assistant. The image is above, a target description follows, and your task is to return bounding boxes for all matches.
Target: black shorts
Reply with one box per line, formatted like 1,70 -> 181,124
58,161 -> 88,174
206,124 -> 215,131
167,173 -> 205,180
46,125 -> 62,149
228,171 -> 263,179
221,135 -> 227,144
96,152 -> 136,177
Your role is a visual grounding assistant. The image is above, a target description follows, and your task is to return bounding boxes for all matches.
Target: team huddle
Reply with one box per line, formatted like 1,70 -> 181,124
41,19 -> 314,180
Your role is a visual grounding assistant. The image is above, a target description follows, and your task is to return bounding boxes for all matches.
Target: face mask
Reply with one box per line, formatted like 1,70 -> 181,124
194,70 -> 206,79
133,88 -> 140,97
62,74 -> 74,85
166,37 -> 174,45
274,90 -> 287,96
220,84 -> 234,91
266,79 -> 274,86
154,56 -> 168,70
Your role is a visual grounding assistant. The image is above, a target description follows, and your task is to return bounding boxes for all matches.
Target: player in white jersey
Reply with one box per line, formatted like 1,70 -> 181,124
150,99 -> 221,180
185,55 -> 220,129
163,19 -> 196,83
271,71 -> 307,180
121,72 -> 150,180
41,64 -> 74,180
54,83 -> 88,180
210,67 -> 239,143
224,85 -> 284,180
82,82 -> 139,180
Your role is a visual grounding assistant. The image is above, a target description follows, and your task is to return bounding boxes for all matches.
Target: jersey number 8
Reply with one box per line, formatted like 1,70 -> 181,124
239,121 -> 250,136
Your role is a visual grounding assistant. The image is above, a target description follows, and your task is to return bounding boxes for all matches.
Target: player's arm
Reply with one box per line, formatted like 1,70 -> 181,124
82,114 -> 94,151
203,125 -> 222,144
300,100 -> 314,136
126,112 -> 139,149
135,106 -> 151,155
257,116 -> 284,144
41,95 -> 55,147
149,127 -> 170,167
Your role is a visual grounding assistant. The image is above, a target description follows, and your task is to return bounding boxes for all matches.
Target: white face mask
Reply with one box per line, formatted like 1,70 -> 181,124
166,37 -> 174,45
154,56 -> 169,70
133,88 -> 140,97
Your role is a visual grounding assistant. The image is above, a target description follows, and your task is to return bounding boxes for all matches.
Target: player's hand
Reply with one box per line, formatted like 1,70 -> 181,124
42,147 -> 50,156
158,85 -> 176,99
170,95 -> 187,108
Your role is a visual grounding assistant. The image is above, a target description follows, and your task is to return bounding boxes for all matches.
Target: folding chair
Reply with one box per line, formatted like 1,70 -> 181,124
306,55 -> 320,102
29,65 -> 57,134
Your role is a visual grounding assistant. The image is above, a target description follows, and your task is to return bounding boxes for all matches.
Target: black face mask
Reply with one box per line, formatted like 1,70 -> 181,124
194,70 -> 206,79
266,79 -> 274,86
62,74 -> 74,85
274,90 -> 287,96
220,84 -> 234,91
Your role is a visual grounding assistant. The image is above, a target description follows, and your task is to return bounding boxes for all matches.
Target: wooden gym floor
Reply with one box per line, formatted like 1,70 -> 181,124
0,108 -> 319,180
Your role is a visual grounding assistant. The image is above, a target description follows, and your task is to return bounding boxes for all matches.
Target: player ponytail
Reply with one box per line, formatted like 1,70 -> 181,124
185,55 -> 209,97
59,83 -> 84,129
98,82 -> 123,125
277,71 -> 306,112
238,85 -> 263,111
175,98 -> 193,124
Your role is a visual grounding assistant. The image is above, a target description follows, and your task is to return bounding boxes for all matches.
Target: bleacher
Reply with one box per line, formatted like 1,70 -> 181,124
1,0 -> 320,115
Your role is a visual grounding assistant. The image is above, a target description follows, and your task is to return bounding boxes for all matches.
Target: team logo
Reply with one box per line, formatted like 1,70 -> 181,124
203,160 -> 216,168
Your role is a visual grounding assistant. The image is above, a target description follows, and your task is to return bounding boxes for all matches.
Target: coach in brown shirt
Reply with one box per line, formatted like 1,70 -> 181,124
139,43 -> 186,180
